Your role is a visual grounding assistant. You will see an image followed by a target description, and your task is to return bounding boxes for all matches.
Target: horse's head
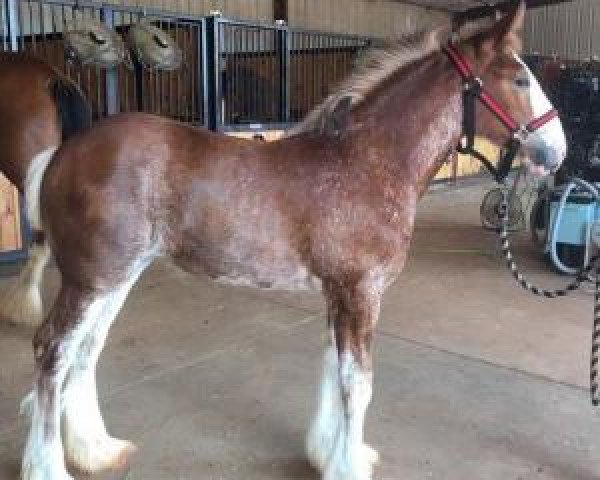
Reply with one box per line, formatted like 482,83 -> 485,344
464,1 -> 566,176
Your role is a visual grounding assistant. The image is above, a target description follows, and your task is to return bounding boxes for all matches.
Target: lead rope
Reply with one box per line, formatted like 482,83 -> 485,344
498,189 -> 600,405
592,265 -> 600,405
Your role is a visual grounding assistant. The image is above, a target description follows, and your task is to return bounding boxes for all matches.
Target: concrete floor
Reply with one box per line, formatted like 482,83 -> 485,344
2,180 -> 600,480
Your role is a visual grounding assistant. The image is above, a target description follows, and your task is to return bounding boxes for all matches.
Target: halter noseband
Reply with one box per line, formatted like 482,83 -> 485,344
443,44 -> 559,183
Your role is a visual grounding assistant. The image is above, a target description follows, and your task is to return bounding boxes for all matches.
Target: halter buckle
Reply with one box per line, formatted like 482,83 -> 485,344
463,77 -> 482,93
513,126 -> 530,143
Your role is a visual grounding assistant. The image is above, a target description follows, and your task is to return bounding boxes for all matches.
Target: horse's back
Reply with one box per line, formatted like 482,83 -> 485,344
0,52 -> 64,188
0,51 -> 59,75
48,112 -> 250,181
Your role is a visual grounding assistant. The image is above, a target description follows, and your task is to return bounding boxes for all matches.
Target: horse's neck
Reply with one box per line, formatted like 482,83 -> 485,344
351,53 -> 463,197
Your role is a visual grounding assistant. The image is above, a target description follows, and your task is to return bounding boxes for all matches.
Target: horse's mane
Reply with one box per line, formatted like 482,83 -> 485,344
0,50 -> 35,62
286,17 -> 495,137
0,50 -> 64,78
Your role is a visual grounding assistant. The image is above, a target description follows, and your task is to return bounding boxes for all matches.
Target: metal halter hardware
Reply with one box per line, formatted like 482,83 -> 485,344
443,44 -> 559,183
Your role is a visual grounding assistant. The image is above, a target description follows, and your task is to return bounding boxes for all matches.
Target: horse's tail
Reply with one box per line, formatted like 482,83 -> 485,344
50,76 -> 92,141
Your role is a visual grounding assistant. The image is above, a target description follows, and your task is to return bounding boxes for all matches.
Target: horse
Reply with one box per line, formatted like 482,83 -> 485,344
0,51 -> 91,327
19,3 -> 566,480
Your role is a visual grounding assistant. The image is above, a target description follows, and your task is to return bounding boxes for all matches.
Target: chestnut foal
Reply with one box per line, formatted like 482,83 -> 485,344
20,4 -> 566,480
0,52 -> 91,327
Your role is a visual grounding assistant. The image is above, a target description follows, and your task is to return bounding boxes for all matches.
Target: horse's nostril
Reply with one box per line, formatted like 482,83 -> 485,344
532,147 -> 548,166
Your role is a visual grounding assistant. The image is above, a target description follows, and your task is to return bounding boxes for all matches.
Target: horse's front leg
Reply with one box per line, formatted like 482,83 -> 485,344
307,272 -> 383,480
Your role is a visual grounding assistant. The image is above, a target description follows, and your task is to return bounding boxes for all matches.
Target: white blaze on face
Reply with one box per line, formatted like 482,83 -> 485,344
514,54 -> 567,172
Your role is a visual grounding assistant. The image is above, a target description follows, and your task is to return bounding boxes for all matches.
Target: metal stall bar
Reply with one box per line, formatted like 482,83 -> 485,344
214,17 -> 293,131
277,22 -> 290,123
4,0 -> 19,51
101,5 -> 119,115
204,14 -> 219,130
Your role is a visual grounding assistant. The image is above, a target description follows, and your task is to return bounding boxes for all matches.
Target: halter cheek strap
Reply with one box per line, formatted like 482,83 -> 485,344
443,44 -> 559,183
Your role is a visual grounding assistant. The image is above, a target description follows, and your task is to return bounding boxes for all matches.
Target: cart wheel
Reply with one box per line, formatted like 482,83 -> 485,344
480,187 -> 523,231
551,243 -> 586,274
530,193 -> 549,247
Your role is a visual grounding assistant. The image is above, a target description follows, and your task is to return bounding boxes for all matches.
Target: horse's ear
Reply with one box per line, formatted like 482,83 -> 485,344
481,1 -> 526,54
322,96 -> 353,137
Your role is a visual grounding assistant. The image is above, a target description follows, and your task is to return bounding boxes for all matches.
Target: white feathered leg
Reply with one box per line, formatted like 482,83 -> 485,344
62,259 -> 149,473
2,146 -> 56,327
306,341 -> 343,470
0,240 -> 49,326
322,352 -> 377,480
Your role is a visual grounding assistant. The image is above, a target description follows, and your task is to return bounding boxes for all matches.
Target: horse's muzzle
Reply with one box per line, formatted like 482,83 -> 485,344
524,133 -> 567,175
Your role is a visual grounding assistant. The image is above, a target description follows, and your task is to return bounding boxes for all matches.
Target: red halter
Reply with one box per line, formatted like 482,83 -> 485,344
443,44 -> 558,136
443,44 -> 559,183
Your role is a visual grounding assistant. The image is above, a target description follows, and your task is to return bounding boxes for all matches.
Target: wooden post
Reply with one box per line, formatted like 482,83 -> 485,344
273,0 -> 288,22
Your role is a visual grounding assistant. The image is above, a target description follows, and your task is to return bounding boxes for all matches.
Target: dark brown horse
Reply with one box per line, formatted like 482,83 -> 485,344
0,51 -> 91,327
20,4 -> 566,480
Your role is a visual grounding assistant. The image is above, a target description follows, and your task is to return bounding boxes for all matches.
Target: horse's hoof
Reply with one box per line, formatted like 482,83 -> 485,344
21,460 -> 74,480
321,442 -> 377,480
305,430 -> 337,471
363,444 -> 379,466
66,436 -> 136,474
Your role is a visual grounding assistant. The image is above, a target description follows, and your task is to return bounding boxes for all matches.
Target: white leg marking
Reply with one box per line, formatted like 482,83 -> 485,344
24,147 -> 58,230
21,387 -> 74,480
0,241 -> 50,326
3,146 -> 57,327
21,295 -> 110,480
307,344 -> 378,480
323,352 -> 376,480
306,343 -> 343,470
62,258 -> 150,473
22,255 -> 151,480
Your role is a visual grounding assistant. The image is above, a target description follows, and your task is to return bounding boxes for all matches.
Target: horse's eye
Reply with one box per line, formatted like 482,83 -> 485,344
515,77 -> 530,88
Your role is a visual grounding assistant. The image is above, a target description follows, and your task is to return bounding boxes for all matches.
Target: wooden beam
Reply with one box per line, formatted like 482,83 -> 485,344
273,0 -> 288,21
456,0 -> 574,22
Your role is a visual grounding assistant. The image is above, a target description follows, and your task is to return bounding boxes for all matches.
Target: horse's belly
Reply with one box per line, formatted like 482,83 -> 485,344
174,238 -> 321,291
214,262 -> 322,291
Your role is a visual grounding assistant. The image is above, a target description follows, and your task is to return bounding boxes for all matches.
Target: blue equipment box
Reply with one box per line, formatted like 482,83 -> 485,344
548,190 -> 596,247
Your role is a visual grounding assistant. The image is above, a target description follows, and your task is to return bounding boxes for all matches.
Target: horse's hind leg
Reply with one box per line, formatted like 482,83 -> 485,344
22,258 -> 149,480
61,265 -> 147,474
0,235 -> 49,326
307,274 -> 382,480
21,283 -> 102,480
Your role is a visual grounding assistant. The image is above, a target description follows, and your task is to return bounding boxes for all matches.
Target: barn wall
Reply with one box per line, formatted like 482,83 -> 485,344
288,0 -> 447,38
112,0 -> 447,37
108,0 -> 273,22
524,0 -> 600,60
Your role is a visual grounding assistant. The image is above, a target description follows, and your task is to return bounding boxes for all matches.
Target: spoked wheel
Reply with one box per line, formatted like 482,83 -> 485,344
530,193 -> 588,274
553,243 -> 587,272
480,187 -> 524,231
529,191 -> 549,247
